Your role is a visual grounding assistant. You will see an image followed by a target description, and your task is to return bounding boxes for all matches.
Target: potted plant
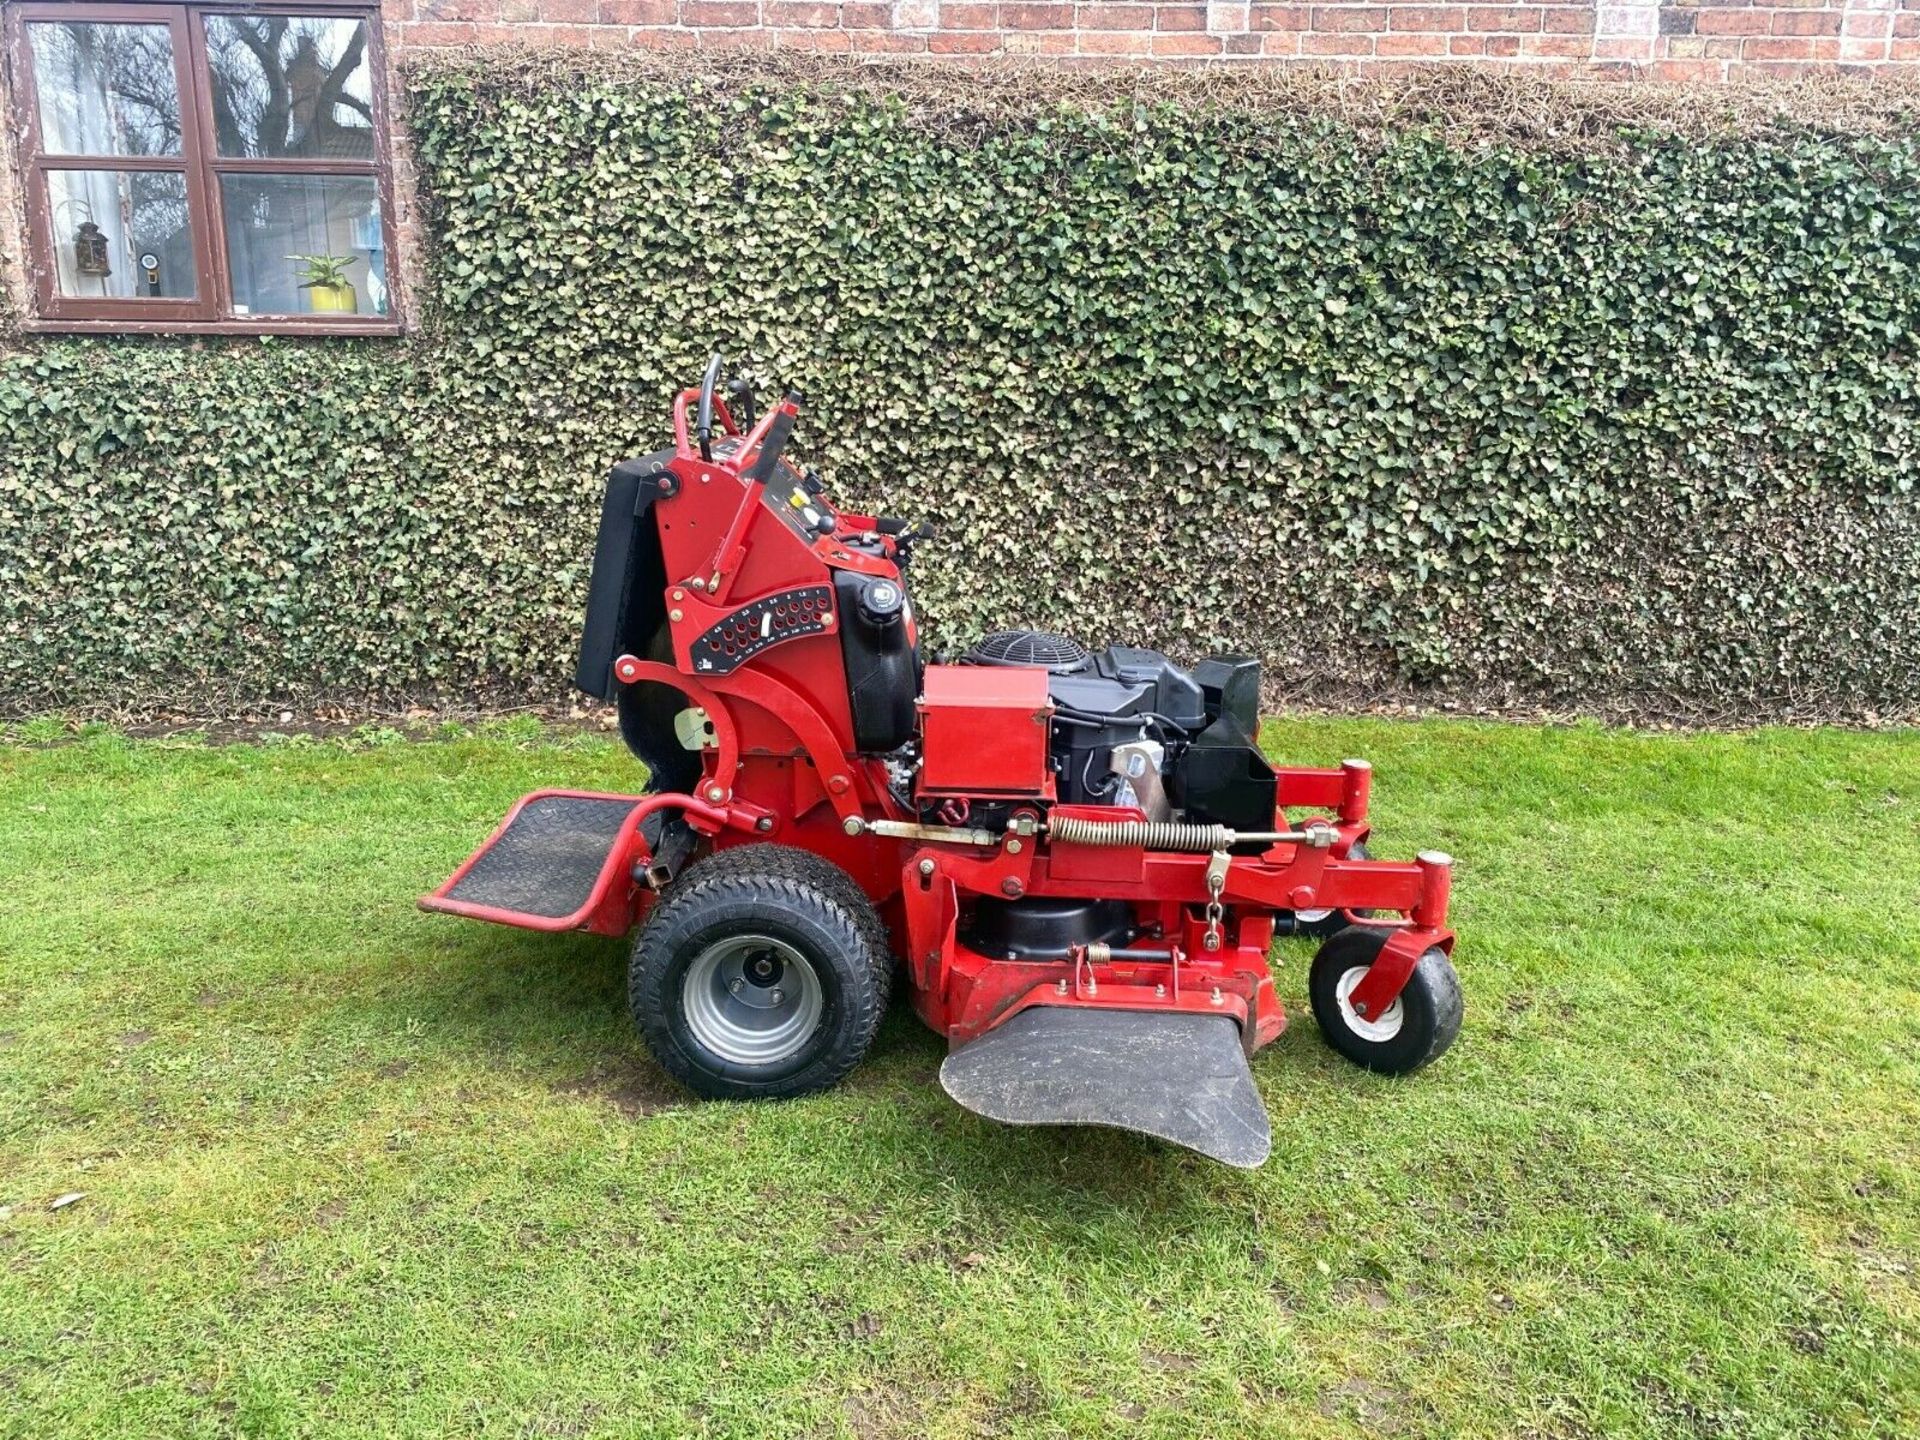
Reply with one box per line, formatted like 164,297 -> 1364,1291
290,253 -> 359,314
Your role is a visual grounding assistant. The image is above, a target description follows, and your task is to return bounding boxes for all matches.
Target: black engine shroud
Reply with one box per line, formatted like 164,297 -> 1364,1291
963,631 -> 1277,831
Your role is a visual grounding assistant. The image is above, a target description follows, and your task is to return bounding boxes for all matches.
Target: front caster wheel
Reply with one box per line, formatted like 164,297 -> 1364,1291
1309,925 -> 1462,1075
629,844 -> 892,1100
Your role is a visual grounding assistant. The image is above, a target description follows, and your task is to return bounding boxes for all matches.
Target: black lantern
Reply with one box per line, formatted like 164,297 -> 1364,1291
73,222 -> 111,278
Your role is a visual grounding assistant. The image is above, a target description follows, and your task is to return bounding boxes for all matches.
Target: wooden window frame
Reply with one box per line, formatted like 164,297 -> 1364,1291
5,0 -> 402,335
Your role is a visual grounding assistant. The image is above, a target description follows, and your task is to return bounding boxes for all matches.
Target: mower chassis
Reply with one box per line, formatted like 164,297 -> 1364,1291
421,375 -> 1459,1165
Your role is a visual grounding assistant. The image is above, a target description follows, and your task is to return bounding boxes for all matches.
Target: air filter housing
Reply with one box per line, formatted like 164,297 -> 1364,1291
964,629 -> 1091,673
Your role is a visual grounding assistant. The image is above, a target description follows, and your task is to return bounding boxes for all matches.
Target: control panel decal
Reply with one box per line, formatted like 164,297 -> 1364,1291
689,585 -> 835,674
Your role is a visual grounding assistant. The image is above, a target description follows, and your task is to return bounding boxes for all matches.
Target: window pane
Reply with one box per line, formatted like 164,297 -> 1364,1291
204,17 -> 375,160
220,175 -> 387,318
29,23 -> 182,157
46,170 -> 195,300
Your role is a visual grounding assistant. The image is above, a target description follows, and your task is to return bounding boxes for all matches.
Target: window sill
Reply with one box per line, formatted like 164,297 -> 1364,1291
19,316 -> 406,338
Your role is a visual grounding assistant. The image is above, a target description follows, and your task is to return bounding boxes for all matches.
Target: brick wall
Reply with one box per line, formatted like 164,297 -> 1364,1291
381,0 -> 1919,74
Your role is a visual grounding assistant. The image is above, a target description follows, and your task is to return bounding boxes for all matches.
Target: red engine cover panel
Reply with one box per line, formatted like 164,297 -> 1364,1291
918,665 -> 1053,797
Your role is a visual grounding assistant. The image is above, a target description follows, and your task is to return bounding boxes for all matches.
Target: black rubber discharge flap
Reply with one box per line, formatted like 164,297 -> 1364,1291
443,794 -> 639,920
938,1006 -> 1272,1168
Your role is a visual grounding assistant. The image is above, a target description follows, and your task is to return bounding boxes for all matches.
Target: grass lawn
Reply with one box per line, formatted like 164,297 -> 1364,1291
2,717 -> 1917,1439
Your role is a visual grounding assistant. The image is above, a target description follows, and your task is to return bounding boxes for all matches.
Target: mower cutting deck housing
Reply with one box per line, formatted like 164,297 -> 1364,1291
422,361 -> 1462,1166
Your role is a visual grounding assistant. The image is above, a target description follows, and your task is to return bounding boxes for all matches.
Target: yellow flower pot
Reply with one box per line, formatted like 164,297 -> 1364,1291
305,282 -> 358,315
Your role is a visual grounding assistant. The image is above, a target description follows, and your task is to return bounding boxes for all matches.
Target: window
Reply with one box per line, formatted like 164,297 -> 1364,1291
6,3 -> 398,332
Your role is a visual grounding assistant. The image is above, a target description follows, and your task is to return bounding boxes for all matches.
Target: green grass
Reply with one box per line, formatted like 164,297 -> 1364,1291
2,719 -> 1917,1439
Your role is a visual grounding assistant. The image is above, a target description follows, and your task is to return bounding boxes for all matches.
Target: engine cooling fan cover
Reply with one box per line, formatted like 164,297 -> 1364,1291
965,629 -> 1092,673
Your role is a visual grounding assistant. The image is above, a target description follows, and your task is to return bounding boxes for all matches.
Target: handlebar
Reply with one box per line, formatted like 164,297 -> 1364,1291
727,375 -> 758,430
743,391 -> 803,486
696,353 -> 724,462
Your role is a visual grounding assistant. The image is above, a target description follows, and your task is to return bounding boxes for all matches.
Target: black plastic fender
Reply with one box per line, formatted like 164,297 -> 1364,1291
574,451 -> 676,703
938,1006 -> 1272,1168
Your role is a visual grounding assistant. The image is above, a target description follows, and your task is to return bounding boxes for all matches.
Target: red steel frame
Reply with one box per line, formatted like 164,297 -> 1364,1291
422,385 -> 1455,1051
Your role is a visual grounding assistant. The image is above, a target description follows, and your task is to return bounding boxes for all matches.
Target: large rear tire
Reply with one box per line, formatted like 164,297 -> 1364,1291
629,844 -> 892,1099
1309,925 -> 1462,1075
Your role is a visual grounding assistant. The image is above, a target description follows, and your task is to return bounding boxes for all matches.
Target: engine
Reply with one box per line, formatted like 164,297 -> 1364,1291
961,629 -> 1279,831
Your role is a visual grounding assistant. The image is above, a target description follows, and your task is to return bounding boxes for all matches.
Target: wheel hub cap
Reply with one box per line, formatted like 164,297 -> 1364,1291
1334,964 -> 1404,1043
682,934 -> 824,1066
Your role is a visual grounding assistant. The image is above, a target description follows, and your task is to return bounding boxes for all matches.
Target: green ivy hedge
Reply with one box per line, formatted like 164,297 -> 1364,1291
3,60 -> 1917,718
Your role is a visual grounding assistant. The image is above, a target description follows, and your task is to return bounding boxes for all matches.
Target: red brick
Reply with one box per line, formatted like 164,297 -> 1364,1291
1002,28 -> 1077,47
375,0 -> 1900,75
763,1 -> 836,21
928,28 -> 1004,49
1078,3 -> 1159,26
694,23 -> 772,43
1153,28 -> 1225,48
1376,29 -> 1450,50
1771,10 -> 1841,35
1741,35 -> 1819,57
626,24 -> 698,43
1003,2 -> 1076,25
1156,3 -> 1210,27
1542,7 -> 1594,31
1467,5 -> 1541,32
774,25 -> 854,46
1650,57 -> 1725,78
1252,4 -> 1312,28
1078,27 -> 1156,48
400,19 -> 509,41
681,0 -> 757,21
530,22 -> 600,42
600,0 -> 677,19
1695,9 -> 1768,34
1313,5 -> 1388,30
849,28 -> 931,46
1389,6 -> 1464,29
417,0 -> 499,18
1520,31 -> 1589,53
1300,28 -> 1375,47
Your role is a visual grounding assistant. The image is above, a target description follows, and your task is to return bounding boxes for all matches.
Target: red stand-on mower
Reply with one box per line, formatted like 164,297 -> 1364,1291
423,360 -> 1462,1166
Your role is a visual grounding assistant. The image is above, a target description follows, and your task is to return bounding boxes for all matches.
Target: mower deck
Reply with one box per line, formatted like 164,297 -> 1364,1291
939,1006 -> 1272,1168
422,790 -> 646,930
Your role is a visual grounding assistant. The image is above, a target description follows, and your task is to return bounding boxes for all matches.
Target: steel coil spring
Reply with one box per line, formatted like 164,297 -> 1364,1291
1046,815 -> 1235,852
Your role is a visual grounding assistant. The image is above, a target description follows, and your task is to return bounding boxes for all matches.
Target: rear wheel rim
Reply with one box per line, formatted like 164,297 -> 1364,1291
682,934 -> 825,1066
1333,964 -> 1404,1043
